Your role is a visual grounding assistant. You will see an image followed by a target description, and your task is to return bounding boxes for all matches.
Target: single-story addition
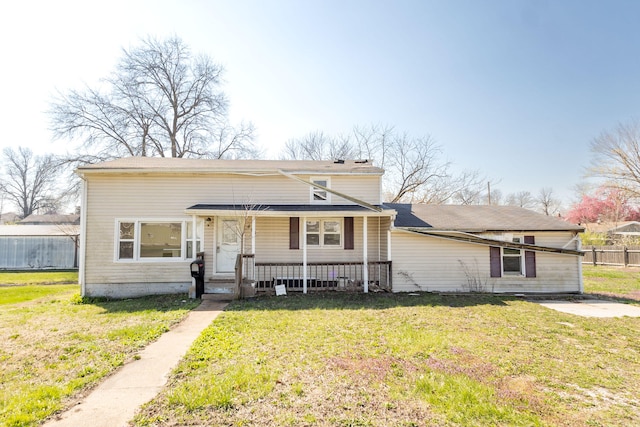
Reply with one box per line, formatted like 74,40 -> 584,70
75,157 -> 584,298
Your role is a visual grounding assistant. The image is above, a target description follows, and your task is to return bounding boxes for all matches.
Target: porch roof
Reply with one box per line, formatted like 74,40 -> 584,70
185,204 -> 394,217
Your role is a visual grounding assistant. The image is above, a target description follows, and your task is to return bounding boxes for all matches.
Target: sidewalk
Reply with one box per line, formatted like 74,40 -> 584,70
44,299 -> 228,427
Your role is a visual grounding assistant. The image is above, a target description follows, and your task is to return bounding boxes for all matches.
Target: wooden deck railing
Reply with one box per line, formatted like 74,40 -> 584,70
237,256 -> 392,292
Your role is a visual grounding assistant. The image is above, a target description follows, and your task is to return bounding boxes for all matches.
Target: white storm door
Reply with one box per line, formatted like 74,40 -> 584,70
216,218 -> 240,272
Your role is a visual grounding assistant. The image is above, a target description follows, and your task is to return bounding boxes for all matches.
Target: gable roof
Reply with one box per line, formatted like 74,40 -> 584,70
76,157 -> 383,175
387,203 -> 584,232
0,224 -> 80,236
20,214 -> 80,225
583,221 -> 640,234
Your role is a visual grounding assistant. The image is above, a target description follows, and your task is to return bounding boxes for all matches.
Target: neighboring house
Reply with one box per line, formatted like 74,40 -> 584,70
0,212 -> 20,225
0,224 -> 79,270
76,157 -> 584,298
583,221 -> 640,241
20,214 -> 80,225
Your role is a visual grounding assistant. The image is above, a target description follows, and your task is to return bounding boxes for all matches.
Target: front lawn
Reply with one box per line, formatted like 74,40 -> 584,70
135,293 -> 640,427
0,288 -> 198,427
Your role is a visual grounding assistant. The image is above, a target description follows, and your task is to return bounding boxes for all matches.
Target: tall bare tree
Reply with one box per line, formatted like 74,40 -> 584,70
2,147 -> 62,218
589,118 -> 640,197
49,35 -> 257,162
505,191 -> 535,209
536,187 -> 561,216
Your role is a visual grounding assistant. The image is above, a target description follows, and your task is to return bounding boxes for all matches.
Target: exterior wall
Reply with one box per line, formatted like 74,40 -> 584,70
253,216 -> 387,264
82,172 -> 384,297
391,230 -> 581,293
0,236 -> 77,270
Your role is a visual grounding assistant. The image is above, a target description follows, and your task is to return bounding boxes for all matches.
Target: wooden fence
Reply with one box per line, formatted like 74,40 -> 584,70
583,245 -> 640,267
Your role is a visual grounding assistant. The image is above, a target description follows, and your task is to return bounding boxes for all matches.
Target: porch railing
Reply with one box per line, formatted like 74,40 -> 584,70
238,257 -> 392,292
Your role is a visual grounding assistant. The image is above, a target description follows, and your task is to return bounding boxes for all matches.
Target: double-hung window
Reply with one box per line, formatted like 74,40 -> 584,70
502,237 -> 523,275
310,177 -> 330,203
490,235 -> 536,278
116,219 -> 203,261
306,219 -> 342,247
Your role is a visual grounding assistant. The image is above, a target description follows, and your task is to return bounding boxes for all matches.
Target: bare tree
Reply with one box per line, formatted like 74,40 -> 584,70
2,147 -> 62,218
589,118 -> 640,197
505,191 -> 535,209
281,125 -> 487,204
49,35 -> 257,162
536,187 -> 561,216
281,131 -> 355,161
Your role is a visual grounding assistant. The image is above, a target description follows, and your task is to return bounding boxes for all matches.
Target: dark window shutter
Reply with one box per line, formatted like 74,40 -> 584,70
490,246 -> 501,277
524,235 -> 536,278
344,217 -> 354,250
289,217 -> 299,250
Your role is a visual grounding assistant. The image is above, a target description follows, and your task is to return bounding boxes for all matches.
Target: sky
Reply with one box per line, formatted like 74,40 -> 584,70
2,0 -> 640,207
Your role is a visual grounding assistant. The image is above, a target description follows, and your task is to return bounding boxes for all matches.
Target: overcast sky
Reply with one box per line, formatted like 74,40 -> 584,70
2,0 -> 639,206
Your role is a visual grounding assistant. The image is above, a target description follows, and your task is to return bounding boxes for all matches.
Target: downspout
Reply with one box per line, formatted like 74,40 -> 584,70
79,174 -> 88,296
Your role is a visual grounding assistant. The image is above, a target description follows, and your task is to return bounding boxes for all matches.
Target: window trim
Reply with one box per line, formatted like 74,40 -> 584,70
502,236 -> 523,275
305,218 -> 343,248
114,218 -> 203,262
310,176 -> 331,204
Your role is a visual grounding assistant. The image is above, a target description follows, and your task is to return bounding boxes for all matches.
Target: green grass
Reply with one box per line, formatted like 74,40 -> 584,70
134,293 -> 640,427
0,287 -> 199,427
0,284 -> 79,305
0,270 -> 78,286
583,264 -> 640,299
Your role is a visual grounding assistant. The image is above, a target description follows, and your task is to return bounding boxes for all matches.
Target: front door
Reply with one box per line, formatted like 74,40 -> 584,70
216,218 -> 240,272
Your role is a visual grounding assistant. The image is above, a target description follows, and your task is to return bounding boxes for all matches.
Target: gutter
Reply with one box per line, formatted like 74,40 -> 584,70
400,228 -> 584,256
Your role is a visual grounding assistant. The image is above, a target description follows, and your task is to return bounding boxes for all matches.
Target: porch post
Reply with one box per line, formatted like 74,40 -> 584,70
363,216 -> 368,293
191,214 -> 197,258
303,217 -> 308,294
251,216 -> 256,254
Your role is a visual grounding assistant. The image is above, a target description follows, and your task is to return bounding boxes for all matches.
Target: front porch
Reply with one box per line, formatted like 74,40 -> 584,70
240,254 -> 392,293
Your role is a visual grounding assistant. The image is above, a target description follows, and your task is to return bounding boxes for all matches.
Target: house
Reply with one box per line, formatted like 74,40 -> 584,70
583,221 -> 640,243
0,224 -> 79,270
0,212 -> 20,225
20,214 -> 80,225
76,157 -> 584,298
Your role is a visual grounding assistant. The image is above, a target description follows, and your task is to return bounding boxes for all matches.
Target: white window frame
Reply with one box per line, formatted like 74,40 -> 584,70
502,236 -> 524,276
310,176 -> 331,204
305,218 -> 342,248
114,218 -> 203,262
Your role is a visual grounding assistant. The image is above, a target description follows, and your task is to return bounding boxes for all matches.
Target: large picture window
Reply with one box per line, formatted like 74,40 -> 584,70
116,219 -> 203,261
306,219 -> 342,247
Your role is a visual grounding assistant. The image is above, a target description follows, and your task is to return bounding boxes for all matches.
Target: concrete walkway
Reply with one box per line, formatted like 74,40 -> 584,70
44,300 -> 228,427
537,299 -> 640,318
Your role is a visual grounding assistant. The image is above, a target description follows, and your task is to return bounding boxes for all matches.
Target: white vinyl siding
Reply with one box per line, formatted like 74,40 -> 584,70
82,172 -> 385,297
391,230 -> 581,294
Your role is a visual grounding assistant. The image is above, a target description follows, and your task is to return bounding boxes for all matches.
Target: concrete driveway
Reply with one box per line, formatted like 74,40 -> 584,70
537,299 -> 640,318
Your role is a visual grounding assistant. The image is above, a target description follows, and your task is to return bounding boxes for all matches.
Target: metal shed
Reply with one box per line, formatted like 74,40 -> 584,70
0,225 -> 79,270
